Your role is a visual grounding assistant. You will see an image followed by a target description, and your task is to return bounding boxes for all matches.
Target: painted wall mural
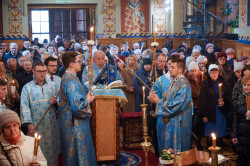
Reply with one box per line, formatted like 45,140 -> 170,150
103,0 -> 116,32
154,0 -> 167,33
121,0 -> 149,33
241,0 -> 247,27
8,0 -> 22,34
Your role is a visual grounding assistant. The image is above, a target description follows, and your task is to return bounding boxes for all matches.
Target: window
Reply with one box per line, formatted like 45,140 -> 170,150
29,5 -> 95,43
31,10 -> 50,43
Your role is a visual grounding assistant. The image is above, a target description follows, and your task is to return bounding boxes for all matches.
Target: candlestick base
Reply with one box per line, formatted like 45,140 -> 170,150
208,146 -> 221,166
141,137 -> 152,166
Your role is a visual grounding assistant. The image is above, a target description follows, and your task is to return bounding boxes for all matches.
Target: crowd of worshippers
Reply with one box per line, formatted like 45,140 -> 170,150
0,36 -> 250,166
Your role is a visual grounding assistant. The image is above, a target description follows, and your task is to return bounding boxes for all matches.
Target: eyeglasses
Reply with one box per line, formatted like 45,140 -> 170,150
35,70 -> 47,74
218,58 -> 226,61
47,65 -> 58,68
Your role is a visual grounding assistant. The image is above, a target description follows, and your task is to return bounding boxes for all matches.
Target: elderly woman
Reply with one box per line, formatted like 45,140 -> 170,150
226,48 -> 238,68
0,109 -> 47,165
134,49 -> 143,68
191,49 -> 201,61
22,50 -> 32,60
232,75 -> 250,166
121,55 -> 139,113
197,55 -> 208,74
110,46 -> 119,58
199,64 -> 229,147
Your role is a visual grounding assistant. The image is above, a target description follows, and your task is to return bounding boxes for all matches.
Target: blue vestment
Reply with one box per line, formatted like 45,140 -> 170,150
21,80 -> 60,165
156,76 -> 193,153
0,103 -> 5,112
58,71 -> 97,166
82,63 -> 123,93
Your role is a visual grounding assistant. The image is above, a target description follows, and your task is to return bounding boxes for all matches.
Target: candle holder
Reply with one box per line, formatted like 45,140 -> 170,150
140,103 -> 152,166
208,146 -> 221,166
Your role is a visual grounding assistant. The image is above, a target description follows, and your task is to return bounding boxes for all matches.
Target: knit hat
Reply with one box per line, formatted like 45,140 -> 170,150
225,48 -> 235,55
169,49 -> 177,55
0,109 -> 21,131
205,43 -> 214,50
142,58 -> 152,66
188,61 -> 199,71
115,55 -> 125,63
234,62 -> 244,73
58,46 -> 65,54
197,55 -> 207,64
208,64 -> 219,74
121,51 -> 130,57
216,52 -> 227,60
186,56 -> 195,68
240,56 -> 248,62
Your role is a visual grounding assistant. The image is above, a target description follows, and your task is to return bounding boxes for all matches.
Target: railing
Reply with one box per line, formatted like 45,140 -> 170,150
185,0 -> 225,42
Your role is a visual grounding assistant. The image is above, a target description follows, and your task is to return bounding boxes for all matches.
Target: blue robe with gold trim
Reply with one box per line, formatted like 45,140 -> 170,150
156,76 -> 193,153
58,72 -> 97,166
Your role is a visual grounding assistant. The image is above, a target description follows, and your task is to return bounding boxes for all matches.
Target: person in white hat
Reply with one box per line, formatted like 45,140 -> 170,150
233,62 -> 244,83
199,63 -> 228,147
187,61 -> 204,150
191,49 -> 201,61
0,109 -> 47,166
197,55 -> 208,74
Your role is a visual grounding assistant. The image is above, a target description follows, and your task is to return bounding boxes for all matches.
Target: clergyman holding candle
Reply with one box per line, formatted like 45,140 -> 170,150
0,109 -> 47,165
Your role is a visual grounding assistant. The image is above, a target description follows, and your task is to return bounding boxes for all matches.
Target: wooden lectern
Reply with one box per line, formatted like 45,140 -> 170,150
91,98 -> 120,165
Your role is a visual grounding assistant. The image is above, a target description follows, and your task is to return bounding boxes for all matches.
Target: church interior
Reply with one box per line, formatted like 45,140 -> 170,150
1,0 -> 250,165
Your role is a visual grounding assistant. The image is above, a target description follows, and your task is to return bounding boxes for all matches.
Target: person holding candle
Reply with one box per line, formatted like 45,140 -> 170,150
58,51 -> 97,166
0,109 -> 47,166
20,62 -> 60,165
148,58 -> 193,153
197,55 -> 208,75
199,64 -> 229,147
0,65 -> 20,114
232,74 -> 250,166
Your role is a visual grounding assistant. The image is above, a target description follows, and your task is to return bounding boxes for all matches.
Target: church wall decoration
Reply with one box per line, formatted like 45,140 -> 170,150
248,0 -> 250,26
103,0 -> 116,33
8,0 -> 22,34
241,0 -> 247,27
121,0 -> 149,33
154,0 -> 167,33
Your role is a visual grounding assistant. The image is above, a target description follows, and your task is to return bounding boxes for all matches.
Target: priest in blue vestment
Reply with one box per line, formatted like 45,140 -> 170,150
81,50 -> 123,93
58,51 -> 97,166
149,58 -> 193,154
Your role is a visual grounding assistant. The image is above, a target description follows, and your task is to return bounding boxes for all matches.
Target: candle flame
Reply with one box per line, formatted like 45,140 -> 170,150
35,133 -> 37,138
211,133 -> 216,138
38,135 -> 41,140
143,86 -> 145,90
90,26 -> 94,32
12,80 -> 14,83
219,83 -> 222,87
155,27 -> 157,32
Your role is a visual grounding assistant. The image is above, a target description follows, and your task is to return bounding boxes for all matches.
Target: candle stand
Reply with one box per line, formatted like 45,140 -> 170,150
140,103 -> 151,166
208,146 -> 221,166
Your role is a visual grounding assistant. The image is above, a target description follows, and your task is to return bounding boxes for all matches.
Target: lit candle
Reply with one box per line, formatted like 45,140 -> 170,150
11,80 -> 16,94
33,133 -> 37,156
154,27 -> 157,42
212,133 -> 216,148
246,96 -> 250,120
219,83 -> 222,99
201,72 -> 204,82
90,26 -> 94,41
142,86 -> 145,104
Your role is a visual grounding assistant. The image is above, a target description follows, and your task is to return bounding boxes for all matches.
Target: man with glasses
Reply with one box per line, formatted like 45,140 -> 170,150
20,62 -> 60,166
44,56 -> 61,93
58,51 -> 97,166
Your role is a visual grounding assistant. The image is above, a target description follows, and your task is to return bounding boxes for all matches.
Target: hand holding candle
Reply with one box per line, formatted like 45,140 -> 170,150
212,133 -> 216,148
11,80 -> 16,94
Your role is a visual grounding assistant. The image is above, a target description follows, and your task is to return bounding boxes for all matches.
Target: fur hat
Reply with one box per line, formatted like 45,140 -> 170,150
197,55 -> 207,64
225,48 -> 235,55
0,109 -> 21,131
216,52 -> 227,60
142,58 -> 152,66
58,46 -> 65,54
186,56 -> 195,68
205,43 -> 214,50
234,62 -> 244,73
188,61 -> 199,71
208,64 -> 219,74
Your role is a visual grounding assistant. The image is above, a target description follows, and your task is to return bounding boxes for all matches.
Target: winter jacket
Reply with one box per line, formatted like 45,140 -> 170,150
0,132 -> 47,166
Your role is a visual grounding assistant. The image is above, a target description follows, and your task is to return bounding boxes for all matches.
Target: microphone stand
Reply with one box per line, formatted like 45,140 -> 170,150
113,54 -> 151,91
